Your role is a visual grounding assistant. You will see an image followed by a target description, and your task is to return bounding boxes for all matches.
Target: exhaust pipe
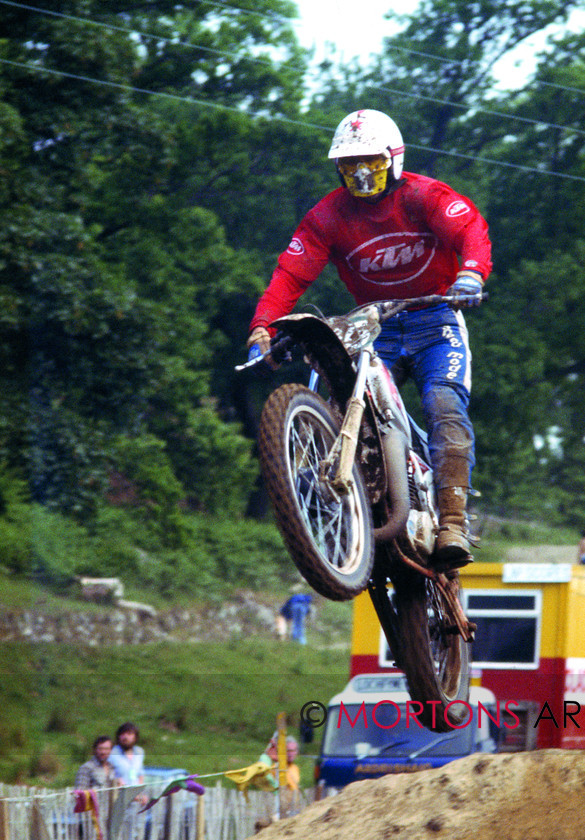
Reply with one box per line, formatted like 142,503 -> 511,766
373,429 -> 410,542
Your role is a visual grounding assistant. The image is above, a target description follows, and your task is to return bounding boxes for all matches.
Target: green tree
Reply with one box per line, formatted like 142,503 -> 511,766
0,0 -> 307,523
362,0 -> 582,177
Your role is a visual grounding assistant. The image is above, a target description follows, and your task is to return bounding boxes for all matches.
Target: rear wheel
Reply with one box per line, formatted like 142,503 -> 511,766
258,383 -> 374,600
376,565 -> 471,731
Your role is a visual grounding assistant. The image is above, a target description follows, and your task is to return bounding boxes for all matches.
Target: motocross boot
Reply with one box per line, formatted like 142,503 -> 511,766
434,486 -> 473,569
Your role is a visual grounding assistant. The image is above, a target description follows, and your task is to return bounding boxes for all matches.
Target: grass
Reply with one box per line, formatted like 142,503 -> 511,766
0,574 -> 113,614
470,515 -> 579,563
0,512 -> 580,790
0,636 -> 350,789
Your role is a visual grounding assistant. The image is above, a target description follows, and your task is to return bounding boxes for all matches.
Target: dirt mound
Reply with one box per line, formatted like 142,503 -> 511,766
250,750 -> 585,840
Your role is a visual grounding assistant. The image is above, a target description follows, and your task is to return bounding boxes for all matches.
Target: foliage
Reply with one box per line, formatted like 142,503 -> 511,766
0,495 -> 294,597
303,0 -> 585,523
0,0 -> 585,561
0,1 -> 294,526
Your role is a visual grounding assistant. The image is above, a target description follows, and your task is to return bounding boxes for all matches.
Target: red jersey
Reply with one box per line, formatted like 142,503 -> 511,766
250,172 -> 492,331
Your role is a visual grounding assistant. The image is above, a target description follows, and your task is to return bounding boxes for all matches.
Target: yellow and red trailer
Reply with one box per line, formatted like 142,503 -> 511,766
350,562 -> 585,749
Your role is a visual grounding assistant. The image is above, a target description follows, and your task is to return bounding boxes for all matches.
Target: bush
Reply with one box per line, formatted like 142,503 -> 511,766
0,481 -> 292,597
170,406 -> 259,517
0,468 -> 32,573
45,707 -> 77,734
30,747 -> 62,780
29,507 -> 93,588
179,514 -> 294,591
0,484 -> 96,586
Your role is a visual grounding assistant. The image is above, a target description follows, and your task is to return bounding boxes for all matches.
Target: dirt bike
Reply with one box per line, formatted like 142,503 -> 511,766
237,294 -> 483,731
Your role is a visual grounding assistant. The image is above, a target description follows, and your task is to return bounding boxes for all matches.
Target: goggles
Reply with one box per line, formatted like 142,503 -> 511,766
337,154 -> 391,197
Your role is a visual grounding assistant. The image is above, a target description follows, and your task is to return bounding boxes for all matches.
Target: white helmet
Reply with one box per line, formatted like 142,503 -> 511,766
328,109 -> 405,182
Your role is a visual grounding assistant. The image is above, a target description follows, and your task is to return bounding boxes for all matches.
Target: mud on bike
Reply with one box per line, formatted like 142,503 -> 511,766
238,294 -> 485,731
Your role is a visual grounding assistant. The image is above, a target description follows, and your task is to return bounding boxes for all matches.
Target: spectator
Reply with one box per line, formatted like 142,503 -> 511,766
279,592 -> 313,645
74,736 -> 117,789
265,735 -> 301,817
109,722 -> 145,786
299,717 -> 314,745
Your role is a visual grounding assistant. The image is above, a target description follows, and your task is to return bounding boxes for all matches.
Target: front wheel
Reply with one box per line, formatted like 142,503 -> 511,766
258,383 -> 374,600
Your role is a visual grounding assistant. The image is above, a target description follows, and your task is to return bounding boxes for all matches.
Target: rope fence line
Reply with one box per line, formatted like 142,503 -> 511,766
0,778 -> 318,840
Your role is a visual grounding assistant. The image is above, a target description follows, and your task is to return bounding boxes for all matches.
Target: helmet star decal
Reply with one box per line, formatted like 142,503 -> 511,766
350,110 -> 366,131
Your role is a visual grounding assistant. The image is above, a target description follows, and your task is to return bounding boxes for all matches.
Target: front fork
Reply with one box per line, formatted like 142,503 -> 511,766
318,349 -> 371,495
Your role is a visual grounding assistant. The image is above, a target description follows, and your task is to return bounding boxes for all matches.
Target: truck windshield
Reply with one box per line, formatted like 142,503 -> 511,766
322,703 -> 475,758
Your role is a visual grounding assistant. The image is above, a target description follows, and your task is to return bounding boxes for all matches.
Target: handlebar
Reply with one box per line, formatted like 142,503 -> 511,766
375,292 -> 488,322
235,293 -> 487,372
234,333 -> 292,372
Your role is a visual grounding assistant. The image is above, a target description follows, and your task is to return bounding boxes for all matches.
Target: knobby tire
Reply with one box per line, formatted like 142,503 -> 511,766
391,569 -> 471,731
258,383 -> 374,600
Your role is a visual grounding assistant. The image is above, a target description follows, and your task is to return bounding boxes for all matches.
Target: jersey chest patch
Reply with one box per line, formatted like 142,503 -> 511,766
345,232 -> 437,286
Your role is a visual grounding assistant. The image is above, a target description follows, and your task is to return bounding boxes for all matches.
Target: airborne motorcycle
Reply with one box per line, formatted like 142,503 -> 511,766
238,294 -> 482,731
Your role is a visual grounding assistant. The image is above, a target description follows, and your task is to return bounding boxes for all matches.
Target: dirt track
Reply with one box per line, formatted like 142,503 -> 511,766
249,750 -> 585,840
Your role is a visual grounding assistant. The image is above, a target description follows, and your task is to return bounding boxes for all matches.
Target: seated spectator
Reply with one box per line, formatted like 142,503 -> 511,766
74,736 -> 117,789
265,734 -> 301,815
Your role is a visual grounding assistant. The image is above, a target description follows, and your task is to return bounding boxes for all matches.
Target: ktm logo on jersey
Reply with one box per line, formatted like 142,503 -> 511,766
286,237 -> 305,255
346,233 -> 436,285
446,200 -> 470,218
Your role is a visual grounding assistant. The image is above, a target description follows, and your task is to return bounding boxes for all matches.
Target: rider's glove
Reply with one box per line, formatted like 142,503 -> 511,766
246,326 -> 280,370
448,270 -> 484,307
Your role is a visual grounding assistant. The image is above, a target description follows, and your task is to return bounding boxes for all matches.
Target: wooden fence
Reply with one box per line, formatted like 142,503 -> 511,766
0,780 -> 317,840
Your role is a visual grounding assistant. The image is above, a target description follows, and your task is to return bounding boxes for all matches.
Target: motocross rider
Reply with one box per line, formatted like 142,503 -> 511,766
247,109 -> 492,568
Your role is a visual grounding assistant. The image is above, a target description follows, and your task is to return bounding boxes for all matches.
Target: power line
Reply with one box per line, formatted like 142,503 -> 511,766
5,0 -> 584,139
4,0 -> 585,102
408,142 -> 585,180
0,0 -> 286,70
183,1 -> 585,98
3,57 -> 585,183
537,78 -> 585,96
2,0 -> 583,142
377,84 -> 585,137
151,0 -> 585,96
192,2 -> 585,102
191,0 -> 297,27
0,57 -> 331,130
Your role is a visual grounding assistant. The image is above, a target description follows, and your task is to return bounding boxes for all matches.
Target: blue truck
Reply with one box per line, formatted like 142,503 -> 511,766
315,673 -> 498,790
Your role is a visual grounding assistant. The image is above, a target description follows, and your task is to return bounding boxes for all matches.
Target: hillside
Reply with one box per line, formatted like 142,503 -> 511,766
0,517 -> 580,788
0,629 -> 351,788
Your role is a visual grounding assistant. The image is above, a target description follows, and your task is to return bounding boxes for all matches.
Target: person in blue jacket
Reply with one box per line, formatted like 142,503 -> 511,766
280,593 -> 313,644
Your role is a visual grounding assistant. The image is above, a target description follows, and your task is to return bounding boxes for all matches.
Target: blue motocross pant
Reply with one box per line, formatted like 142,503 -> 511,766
373,303 -> 474,489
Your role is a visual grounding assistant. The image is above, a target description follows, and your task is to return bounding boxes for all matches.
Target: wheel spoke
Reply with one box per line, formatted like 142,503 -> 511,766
258,384 -> 373,602
286,407 -> 363,576
426,581 -> 461,696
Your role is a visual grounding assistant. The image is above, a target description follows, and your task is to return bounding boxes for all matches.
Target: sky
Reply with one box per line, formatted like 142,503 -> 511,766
292,0 -> 585,92
293,0 -> 417,66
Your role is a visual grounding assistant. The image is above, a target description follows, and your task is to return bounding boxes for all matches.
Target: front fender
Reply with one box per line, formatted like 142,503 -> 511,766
270,313 -> 356,404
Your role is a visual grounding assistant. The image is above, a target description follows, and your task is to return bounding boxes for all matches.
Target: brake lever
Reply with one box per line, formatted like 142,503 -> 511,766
235,352 -> 272,373
445,291 -> 489,308
234,334 -> 292,372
